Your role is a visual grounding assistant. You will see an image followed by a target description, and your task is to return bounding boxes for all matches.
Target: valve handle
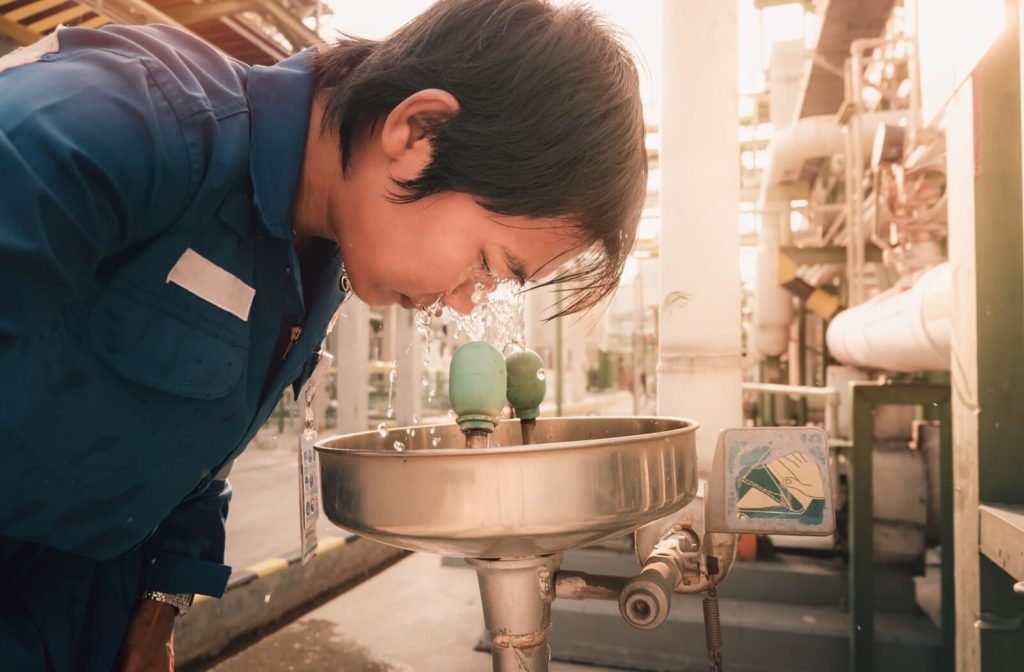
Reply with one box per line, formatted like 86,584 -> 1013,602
448,341 -> 507,432
505,349 -> 546,420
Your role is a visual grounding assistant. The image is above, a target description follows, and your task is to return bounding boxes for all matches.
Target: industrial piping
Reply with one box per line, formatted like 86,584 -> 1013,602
826,261 -> 951,372
754,112 -> 907,358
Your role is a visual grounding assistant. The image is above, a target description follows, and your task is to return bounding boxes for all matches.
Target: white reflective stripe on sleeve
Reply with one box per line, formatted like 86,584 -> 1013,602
166,248 -> 255,321
0,28 -> 62,75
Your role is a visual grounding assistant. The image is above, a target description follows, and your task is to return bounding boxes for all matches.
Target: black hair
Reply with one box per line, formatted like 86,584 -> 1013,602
314,0 -> 647,317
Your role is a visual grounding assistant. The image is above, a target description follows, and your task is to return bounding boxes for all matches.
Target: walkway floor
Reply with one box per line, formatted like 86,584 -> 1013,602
206,552 -> 619,672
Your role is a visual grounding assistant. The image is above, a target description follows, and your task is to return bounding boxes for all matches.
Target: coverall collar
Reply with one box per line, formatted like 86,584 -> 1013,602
247,48 -> 315,240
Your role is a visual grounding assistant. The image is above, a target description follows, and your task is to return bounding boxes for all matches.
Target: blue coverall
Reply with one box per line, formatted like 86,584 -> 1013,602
0,25 -> 347,669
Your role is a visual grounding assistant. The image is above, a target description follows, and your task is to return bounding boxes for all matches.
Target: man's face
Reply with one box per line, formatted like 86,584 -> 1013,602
331,187 -> 581,314
310,88 -> 584,313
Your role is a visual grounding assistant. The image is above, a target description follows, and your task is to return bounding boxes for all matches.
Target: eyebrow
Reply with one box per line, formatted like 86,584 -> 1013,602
501,246 -> 529,285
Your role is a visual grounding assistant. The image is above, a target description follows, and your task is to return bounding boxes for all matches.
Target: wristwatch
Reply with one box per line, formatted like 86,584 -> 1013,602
140,590 -> 195,616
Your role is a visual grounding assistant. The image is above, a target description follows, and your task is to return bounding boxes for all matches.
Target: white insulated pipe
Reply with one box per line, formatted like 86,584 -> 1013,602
826,262 -> 952,372
753,206 -> 792,357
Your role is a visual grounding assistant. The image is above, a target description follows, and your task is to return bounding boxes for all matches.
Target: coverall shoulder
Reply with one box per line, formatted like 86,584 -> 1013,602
0,24 -> 347,670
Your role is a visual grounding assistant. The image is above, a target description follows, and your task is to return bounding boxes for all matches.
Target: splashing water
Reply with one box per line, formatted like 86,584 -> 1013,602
393,440 -> 405,452
377,423 -> 388,438
413,280 -> 526,356
537,369 -> 547,381
431,437 -> 441,447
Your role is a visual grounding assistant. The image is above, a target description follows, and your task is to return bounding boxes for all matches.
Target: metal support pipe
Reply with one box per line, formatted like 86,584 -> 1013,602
843,37 -> 906,308
798,303 -> 809,425
554,571 -> 627,601
469,554 -> 562,672
741,382 -> 839,431
741,382 -> 838,397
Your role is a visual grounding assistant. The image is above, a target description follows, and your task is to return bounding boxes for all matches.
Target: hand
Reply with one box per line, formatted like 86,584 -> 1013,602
118,599 -> 177,672
770,452 -> 826,509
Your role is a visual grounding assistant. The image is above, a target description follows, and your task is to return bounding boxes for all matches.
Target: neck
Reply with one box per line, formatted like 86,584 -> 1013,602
292,93 -> 344,246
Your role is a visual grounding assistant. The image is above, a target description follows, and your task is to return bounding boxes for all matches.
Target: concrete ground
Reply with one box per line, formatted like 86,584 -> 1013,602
206,553 -> 621,672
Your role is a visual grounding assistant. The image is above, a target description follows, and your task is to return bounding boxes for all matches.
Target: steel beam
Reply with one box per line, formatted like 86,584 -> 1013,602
780,245 -> 883,266
27,5 -> 89,33
6,0 -> 65,22
980,505 -> 1024,582
849,382 -> 953,672
970,3 -> 1024,668
253,0 -> 320,48
162,0 -> 253,26
0,15 -> 38,45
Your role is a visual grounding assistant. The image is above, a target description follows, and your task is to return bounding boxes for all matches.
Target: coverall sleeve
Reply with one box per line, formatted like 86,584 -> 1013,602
141,478 -> 233,597
0,36 -> 234,595
0,45 -> 193,357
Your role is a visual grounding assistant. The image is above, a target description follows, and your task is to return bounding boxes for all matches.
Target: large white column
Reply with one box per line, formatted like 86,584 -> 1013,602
333,299 -> 370,433
658,0 -> 743,473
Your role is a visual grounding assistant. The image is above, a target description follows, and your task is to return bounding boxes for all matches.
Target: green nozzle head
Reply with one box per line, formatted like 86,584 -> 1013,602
505,349 -> 546,420
448,341 -> 507,432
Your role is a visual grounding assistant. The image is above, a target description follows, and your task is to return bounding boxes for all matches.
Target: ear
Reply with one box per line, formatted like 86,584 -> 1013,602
379,88 -> 460,183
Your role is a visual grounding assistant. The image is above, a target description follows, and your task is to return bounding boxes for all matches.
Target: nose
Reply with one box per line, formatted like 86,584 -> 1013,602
443,283 -> 476,315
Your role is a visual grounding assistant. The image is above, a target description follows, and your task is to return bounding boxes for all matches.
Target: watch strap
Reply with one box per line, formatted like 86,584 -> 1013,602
140,590 -> 195,616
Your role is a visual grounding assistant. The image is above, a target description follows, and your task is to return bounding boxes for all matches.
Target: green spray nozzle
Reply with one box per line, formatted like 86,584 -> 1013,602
505,349 -> 546,420
448,341 -> 507,433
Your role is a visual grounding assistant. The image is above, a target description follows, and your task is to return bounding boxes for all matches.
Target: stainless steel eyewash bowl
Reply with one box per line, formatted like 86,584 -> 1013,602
316,417 -> 699,559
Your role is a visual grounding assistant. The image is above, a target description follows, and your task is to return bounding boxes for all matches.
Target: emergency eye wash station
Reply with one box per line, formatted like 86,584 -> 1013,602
316,342 -> 835,671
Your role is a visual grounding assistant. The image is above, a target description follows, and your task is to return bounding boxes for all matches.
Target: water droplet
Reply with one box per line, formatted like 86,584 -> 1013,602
389,369 -> 398,384
431,437 -> 441,447
412,414 -> 419,424
264,594 -> 271,604
536,369 -> 546,381
421,375 -> 430,388
393,440 -> 405,452
447,409 -> 456,421
377,423 -> 388,438
386,406 -> 394,419
429,427 -> 436,435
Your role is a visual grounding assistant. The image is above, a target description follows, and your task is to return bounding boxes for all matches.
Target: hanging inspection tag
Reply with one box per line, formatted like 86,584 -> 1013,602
299,422 -> 317,565
298,351 -> 332,565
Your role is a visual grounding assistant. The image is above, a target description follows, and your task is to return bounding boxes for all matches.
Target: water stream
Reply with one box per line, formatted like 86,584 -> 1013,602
382,279 -> 527,451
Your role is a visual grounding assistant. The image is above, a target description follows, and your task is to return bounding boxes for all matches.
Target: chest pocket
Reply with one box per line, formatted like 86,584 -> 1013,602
90,280 -> 248,399
89,190 -> 256,400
